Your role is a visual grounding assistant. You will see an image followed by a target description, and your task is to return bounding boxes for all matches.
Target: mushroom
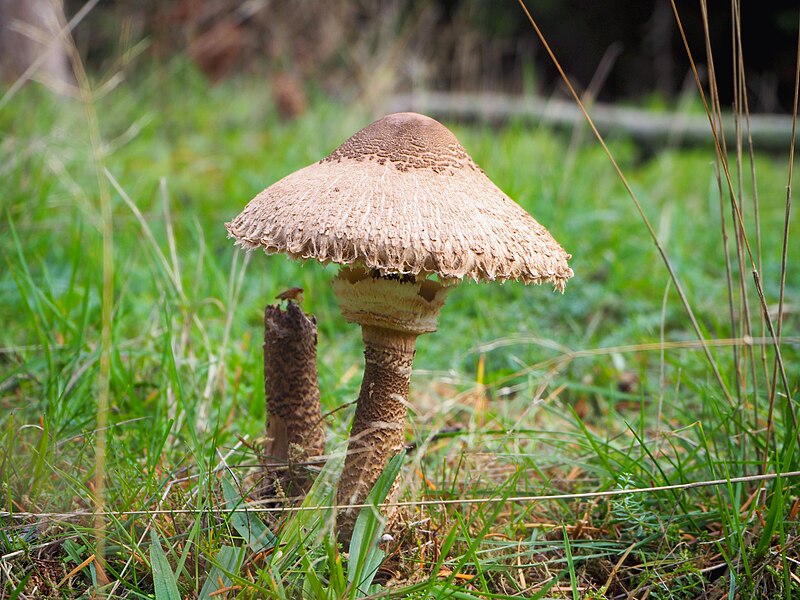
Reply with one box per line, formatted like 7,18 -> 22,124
225,112 -> 573,540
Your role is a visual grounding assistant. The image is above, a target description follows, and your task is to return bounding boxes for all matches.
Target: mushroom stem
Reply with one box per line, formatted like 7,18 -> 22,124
336,325 -> 417,541
263,302 -> 325,496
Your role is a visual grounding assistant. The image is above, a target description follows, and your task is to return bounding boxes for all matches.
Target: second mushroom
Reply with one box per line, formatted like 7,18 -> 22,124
226,112 -> 573,541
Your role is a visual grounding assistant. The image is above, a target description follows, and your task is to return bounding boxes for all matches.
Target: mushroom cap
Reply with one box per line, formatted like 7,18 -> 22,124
225,112 -> 573,289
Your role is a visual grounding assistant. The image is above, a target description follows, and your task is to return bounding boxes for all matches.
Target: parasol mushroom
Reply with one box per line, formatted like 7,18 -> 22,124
225,112 -> 573,541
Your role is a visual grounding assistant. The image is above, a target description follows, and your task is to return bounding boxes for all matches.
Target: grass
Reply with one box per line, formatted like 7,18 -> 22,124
1,42 -> 799,599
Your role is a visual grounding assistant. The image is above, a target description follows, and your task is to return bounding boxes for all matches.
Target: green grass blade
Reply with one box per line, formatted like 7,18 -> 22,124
300,550 -> 331,600
198,545 -> 245,600
221,477 -> 277,553
562,525 -> 579,600
8,569 -> 32,600
149,529 -> 181,600
347,451 -> 405,597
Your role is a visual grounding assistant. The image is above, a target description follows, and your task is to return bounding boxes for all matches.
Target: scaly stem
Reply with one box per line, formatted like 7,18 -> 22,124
336,325 -> 417,541
263,302 -> 325,496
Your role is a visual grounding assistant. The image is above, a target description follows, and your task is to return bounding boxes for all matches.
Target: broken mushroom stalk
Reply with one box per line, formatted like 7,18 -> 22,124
262,299 -> 325,497
225,112 -> 573,543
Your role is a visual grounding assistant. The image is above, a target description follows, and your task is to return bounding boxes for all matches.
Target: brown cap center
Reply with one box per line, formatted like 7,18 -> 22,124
323,112 -> 477,173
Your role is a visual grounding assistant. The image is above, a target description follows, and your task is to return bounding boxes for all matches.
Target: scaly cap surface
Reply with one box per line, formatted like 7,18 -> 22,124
225,112 -> 573,289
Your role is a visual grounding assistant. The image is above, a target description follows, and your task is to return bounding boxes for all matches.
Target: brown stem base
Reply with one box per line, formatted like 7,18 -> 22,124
336,325 -> 417,542
262,301 -> 325,497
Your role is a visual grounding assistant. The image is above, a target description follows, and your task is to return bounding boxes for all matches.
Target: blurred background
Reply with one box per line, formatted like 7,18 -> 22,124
3,0 -> 798,114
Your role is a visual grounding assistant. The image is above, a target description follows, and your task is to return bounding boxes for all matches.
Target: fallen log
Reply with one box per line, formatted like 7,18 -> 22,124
388,91 -> 798,152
